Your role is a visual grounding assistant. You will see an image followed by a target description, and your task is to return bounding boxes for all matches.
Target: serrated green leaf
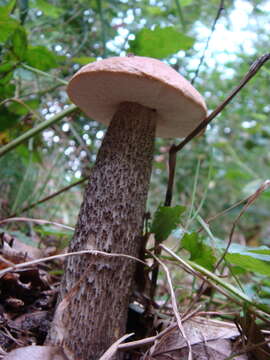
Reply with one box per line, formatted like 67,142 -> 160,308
72,56 -> 96,65
25,46 -> 58,70
12,27 -> 28,60
0,15 -> 20,43
35,0 -> 63,18
129,26 -> 195,59
182,233 -> 216,270
151,205 -> 185,242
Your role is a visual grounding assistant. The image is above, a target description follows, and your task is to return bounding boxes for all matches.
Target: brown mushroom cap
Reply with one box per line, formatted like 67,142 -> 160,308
68,56 -> 207,138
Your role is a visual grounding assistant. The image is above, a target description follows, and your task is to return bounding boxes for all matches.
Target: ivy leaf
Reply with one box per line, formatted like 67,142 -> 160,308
182,233 -> 216,270
25,46 -> 58,70
151,205 -> 185,242
129,26 -> 195,59
11,27 -> 28,60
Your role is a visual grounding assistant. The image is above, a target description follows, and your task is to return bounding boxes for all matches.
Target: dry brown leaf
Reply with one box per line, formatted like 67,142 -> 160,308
149,317 -> 247,360
0,232 -> 43,267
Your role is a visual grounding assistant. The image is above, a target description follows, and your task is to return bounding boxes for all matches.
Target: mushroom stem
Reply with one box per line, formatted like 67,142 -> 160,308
48,102 -> 156,359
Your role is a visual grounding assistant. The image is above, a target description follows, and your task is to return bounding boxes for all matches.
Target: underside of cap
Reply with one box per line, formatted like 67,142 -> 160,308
67,56 -> 207,138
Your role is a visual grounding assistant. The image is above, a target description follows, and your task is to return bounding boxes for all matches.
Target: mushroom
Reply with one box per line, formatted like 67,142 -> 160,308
48,56 -> 207,360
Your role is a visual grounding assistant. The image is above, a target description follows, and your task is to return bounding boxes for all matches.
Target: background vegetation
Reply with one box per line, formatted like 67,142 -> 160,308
0,0 -> 270,323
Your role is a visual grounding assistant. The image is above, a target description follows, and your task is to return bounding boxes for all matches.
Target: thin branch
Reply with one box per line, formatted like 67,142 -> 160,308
164,53 -> 270,206
164,146 -> 177,206
0,216 -> 74,230
0,97 -> 43,121
22,83 -> 63,98
191,0 -> 225,85
174,0 -> 186,31
176,54 -> 270,152
22,64 -> 68,85
0,249 -> 149,278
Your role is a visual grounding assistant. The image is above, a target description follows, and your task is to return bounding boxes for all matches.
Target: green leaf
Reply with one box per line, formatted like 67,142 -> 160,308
25,46 -> 58,70
0,83 -> 15,100
180,0 -> 194,6
71,57 -> 96,65
9,99 -> 40,115
146,6 -> 164,16
129,26 -> 195,59
0,62 -> 16,74
0,15 -> 20,43
36,225 -> 73,237
249,248 -> 270,256
11,27 -> 28,60
0,0 -> 16,17
0,69 -> 13,85
151,205 -> 185,242
0,106 -> 20,131
226,253 -> 270,276
35,0 -> 64,18
182,233 -> 216,270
